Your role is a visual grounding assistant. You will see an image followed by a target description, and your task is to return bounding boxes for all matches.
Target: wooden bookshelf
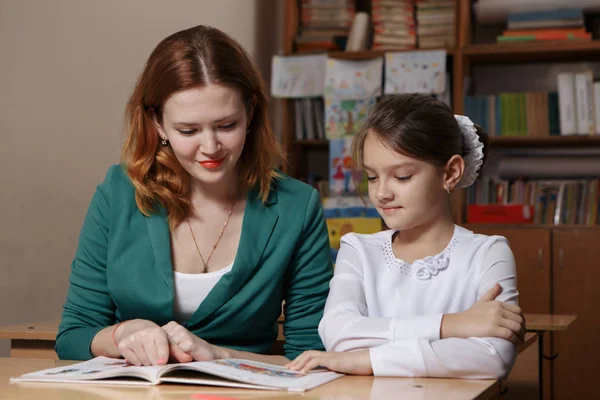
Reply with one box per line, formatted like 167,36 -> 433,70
463,41 -> 600,64
281,5 -> 600,397
296,136 -> 600,149
489,135 -> 600,148
325,47 -> 454,60
465,223 -> 600,230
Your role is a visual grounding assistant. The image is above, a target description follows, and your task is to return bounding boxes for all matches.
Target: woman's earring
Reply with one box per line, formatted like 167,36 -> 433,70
445,186 -> 451,194
246,128 -> 250,135
161,139 -> 168,146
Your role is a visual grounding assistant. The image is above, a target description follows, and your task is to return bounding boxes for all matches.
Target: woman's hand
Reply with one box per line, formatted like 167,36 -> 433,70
285,350 -> 373,375
162,321 -> 225,361
441,283 -> 526,345
114,319 -> 192,366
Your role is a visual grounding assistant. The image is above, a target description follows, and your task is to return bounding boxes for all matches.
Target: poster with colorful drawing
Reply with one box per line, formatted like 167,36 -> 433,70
329,138 -> 367,196
384,50 -> 446,94
270,54 -> 327,98
325,97 -> 376,139
324,58 -> 383,99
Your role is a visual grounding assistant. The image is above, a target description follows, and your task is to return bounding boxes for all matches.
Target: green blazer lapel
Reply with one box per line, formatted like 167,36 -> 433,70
186,187 -> 279,328
145,206 -> 175,297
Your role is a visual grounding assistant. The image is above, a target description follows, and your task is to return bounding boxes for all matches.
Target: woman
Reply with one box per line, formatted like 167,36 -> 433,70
56,25 -> 333,366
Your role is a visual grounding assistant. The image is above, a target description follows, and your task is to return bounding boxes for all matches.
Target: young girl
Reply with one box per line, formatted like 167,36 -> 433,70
286,94 -> 525,379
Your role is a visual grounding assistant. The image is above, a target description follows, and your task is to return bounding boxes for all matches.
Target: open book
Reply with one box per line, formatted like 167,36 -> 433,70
10,356 -> 343,392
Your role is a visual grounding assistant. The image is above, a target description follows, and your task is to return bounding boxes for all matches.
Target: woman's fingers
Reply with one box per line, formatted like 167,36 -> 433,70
120,346 -> 142,366
154,332 -> 170,365
166,334 -> 193,363
140,334 -> 161,366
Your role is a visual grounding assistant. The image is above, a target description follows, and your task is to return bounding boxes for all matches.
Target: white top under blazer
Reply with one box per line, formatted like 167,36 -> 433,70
173,262 -> 234,324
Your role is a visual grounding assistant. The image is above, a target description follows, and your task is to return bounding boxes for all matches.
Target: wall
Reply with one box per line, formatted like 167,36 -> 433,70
0,0 -> 282,356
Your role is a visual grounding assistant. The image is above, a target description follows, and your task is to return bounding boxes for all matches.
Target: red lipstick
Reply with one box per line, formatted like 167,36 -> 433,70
199,157 -> 225,169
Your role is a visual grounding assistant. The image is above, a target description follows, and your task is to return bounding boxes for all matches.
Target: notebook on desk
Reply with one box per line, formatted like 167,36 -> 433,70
10,356 -> 343,392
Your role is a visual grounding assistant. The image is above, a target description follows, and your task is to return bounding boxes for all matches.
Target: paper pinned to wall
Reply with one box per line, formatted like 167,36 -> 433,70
384,50 -> 446,95
271,54 -> 327,98
329,138 -> 367,196
325,97 -> 377,139
324,58 -> 383,99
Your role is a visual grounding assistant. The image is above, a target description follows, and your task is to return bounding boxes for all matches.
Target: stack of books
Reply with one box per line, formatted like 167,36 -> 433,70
295,0 -> 355,52
415,0 -> 456,48
497,8 -> 591,43
371,0 -> 417,50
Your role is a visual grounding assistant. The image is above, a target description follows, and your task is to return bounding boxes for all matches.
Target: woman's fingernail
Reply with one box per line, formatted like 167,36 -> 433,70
157,359 -> 165,364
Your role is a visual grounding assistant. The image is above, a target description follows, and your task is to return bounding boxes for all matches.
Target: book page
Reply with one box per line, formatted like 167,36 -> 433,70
11,357 -> 162,385
167,359 -> 343,392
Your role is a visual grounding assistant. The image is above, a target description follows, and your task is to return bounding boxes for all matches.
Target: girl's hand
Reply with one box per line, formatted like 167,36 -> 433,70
441,283 -> 526,345
114,319 -> 192,366
162,321 -> 223,361
285,350 -> 373,375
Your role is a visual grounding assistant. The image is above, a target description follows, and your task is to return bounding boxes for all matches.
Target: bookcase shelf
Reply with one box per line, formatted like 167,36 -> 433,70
281,0 -> 600,227
464,41 -> 600,64
325,47 -> 454,60
295,136 -> 600,149
281,4 -> 600,394
490,135 -> 600,148
464,223 -> 600,230
294,139 -> 329,148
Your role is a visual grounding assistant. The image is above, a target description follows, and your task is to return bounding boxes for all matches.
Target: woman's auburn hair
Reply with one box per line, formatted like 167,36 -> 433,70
120,25 -> 285,228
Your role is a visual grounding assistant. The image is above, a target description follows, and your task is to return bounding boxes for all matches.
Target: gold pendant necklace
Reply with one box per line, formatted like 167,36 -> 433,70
187,199 -> 237,273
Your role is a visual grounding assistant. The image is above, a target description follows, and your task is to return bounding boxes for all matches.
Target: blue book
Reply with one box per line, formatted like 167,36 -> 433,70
507,8 -> 583,23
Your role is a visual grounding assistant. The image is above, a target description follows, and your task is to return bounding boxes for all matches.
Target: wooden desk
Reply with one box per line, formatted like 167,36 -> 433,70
521,332 -> 537,354
525,313 -> 578,400
0,320 -> 58,359
0,320 -> 286,360
2,357 -> 501,400
1,319 -> 538,360
525,313 -> 578,332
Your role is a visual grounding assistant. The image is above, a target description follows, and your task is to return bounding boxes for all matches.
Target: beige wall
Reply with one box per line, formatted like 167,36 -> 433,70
0,0 -> 282,357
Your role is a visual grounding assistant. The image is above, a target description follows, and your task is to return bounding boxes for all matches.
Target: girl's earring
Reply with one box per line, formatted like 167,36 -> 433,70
445,186 -> 451,194
161,139 -> 168,146
246,128 -> 250,135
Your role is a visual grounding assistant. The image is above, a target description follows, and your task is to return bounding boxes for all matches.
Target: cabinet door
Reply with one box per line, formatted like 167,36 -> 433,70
468,227 -> 551,313
552,228 -> 600,400
469,227 -> 552,399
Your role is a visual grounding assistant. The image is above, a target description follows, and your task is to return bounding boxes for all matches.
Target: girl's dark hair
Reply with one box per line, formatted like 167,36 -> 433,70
351,94 -> 489,170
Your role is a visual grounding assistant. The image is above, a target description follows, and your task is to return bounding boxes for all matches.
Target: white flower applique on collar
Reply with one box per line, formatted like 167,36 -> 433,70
381,230 -> 460,281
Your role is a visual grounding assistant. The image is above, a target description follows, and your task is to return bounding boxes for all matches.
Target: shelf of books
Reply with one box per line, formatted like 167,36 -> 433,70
461,1 -> 600,227
276,0 -> 600,235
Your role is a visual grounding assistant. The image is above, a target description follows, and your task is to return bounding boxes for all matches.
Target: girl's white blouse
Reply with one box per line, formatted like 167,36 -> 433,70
318,225 -> 519,379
